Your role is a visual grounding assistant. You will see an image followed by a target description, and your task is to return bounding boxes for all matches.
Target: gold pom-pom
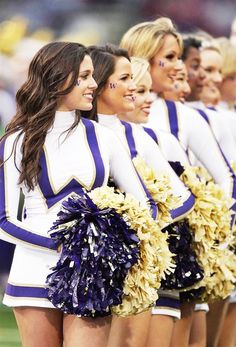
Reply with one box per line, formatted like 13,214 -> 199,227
180,165 -> 236,301
89,186 -> 175,316
132,156 -> 181,229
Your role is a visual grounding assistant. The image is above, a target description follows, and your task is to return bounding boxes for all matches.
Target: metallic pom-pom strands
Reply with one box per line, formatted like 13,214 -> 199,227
46,187 -> 174,317
161,221 -> 204,290
89,186 -> 174,316
133,156 -> 203,291
181,165 -> 236,301
46,193 -> 140,317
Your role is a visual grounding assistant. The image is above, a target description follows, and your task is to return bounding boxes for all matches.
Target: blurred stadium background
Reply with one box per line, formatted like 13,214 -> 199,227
0,0 -> 235,346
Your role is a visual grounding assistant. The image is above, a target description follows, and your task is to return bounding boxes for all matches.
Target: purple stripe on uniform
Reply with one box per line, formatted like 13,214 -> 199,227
121,121 -> 138,159
5,283 -> 47,298
0,140 -> 56,250
207,106 -> 217,111
197,108 -> 236,201
82,118 -> 105,188
39,119 -> 105,209
155,296 -> 180,309
232,202 -> 236,212
196,108 -> 209,123
120,121 -> 158,219
39,151 -> 85,209
170,192 -> 195,220
165,100 -> 179,140
143,127 -> 159,144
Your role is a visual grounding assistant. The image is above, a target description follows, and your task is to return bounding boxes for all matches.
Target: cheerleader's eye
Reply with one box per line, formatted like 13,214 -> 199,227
136,88 -> 146,94
79,73 -> 89,80
120,74 -> 129,81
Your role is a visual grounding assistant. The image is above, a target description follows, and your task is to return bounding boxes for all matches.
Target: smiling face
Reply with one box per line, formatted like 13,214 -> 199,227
220,73 -> 236,104
183,46 -> 206,101
120,70 -> 154,124
150,34 -> 181,94
200,49 -> 223,106
97,56 -> 136,114
57,55 -> 97,111
164,63 -> 191,102
201,49 -> 223,87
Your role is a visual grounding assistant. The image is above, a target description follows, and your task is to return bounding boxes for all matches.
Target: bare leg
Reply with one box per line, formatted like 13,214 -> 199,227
63,314 -> 111,347
13,307 -> 63,347
189,311 -> 206,347
146,315 -> 175,347
170,302 -> 195,347
107,310 -> 151,347
207,299 -> 229,347
217,303 -> 236,347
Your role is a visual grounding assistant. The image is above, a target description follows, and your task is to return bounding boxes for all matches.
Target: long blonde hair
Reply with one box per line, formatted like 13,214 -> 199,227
120,17 -> 183,62
130,57 -> 150,85
217,37 -> 236,77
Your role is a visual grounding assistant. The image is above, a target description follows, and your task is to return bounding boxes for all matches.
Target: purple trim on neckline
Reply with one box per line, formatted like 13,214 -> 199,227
38,119 -> 105,209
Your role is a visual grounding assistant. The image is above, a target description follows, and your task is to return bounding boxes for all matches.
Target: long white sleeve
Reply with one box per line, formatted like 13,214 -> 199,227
143,127 -> 190,165
215,106 -> 236,146
98,115 -> 194,221
99,125 -> 153,208
0,115 -> 158,250
187,101 -> 236,163
0,133 -> 57,251
148,98 -> 235,200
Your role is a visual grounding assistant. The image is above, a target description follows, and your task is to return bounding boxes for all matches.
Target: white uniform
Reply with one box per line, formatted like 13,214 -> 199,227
187,101 -> 236,164
0,111 -> 151,308
143,127 -> 190,165
215,103 -> 236,145
148,98 -> 236,204
97,114 -> 195,223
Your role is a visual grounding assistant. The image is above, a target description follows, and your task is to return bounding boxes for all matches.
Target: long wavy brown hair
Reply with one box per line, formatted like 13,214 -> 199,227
0,41 -> 88,190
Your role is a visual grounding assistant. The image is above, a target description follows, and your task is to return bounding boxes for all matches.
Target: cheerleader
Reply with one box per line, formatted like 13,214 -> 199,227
118,56 -> 201,347
84,44 -> 196,347
181,36 -> 206,102
119,17 -> 236,347
123,55 -> 209,347
160,55 -> 209,347
163,60 -> 191,104
166,35 -> 236,347
215,36 -> 236,347
184,38 -> 236,165
218,37 -> 236,112
0,42 -> 157,347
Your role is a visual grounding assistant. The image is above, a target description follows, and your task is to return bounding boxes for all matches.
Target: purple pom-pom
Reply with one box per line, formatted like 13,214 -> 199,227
161,221 -> 204,290
46,194 -> 140,317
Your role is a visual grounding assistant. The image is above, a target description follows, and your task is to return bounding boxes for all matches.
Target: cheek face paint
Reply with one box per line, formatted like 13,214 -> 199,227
159,60 -> 165,67
76,80 -> 81,87
109,82 -> 117,89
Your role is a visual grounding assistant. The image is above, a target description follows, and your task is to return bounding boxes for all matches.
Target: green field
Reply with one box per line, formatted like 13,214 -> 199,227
0,304 -> 21,347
